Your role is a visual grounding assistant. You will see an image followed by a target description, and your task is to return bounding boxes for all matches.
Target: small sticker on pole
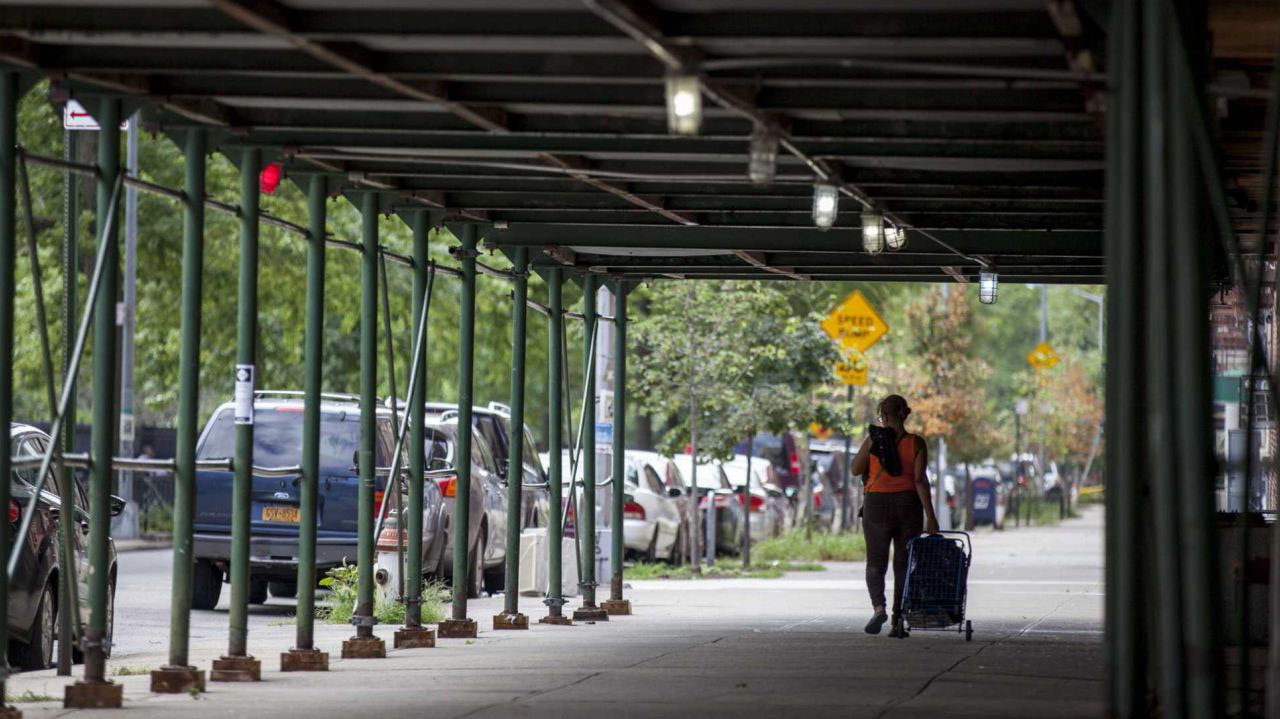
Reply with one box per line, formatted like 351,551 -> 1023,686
234,365 -> 255,425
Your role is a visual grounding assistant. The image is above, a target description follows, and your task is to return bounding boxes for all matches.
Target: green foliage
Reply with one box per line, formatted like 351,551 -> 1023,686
110,665 -> 152,676
631,281 -> 842,459
624,561 -> 824,580
752,529 -> 867,562
316,562 -> 448,625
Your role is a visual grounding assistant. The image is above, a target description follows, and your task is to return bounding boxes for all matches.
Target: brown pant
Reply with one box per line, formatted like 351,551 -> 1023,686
863,490 -> 923,615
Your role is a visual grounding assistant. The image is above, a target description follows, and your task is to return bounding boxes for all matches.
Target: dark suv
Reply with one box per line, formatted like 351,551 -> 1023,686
191,392 -> 446,609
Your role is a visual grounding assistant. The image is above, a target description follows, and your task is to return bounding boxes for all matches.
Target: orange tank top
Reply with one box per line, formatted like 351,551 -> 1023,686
867,432 -> 920,494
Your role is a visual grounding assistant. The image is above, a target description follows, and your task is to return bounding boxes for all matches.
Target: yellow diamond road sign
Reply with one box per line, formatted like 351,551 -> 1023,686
1027,341 -> 1060,370
822,290 -> 889,353
834,350 -> 868,386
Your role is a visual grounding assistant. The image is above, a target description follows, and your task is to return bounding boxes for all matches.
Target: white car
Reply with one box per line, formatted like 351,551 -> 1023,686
621,451 -> 685,562
721,454 -> 786,540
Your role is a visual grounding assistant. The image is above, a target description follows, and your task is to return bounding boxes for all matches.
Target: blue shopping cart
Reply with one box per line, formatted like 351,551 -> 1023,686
899,531 -> 973,641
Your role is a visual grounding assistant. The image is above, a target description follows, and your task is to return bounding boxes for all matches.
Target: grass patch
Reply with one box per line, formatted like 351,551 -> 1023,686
110,665 -> 151,676
625,560 -> 825,580
7,691 -> 57,703
753,529 -> 866,562
317,562 -> 449,625
267,616 -> 297,627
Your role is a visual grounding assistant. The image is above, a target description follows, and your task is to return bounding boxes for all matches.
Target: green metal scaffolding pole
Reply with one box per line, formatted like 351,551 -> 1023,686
542,268 -> 568,624
226,146 -> 260,663
443,224 -> 478,637
405,211 -> 429,629
56,128 -> 79,679
293,175 -> 327,658
84,96 -> 121,686
351,191 -> 381,648
164,128 -> 206,674
500,247 -> 529,625
609,280 -> 627,605
0,70 -> 17,712
575,273 -> 604,620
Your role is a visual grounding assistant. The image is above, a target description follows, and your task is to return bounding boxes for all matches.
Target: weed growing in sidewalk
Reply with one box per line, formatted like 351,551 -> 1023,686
752,529 -> 866,562
110,665 -> 152,676
317,562 -> 450,625
7,691 -> 57,703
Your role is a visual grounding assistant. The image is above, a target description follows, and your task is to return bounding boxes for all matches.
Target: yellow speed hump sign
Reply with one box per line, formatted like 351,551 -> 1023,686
821,290 -> 889,353
835,350 -> 868,386
1026,341 -> 1060,370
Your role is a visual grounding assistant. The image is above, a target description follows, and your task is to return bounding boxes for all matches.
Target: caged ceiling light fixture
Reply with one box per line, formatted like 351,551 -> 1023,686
861,211 -> 885,254
665,73 -> 702,135
979,270 -> 999,304
884,223 -> 906,251
812,182 -> 839,230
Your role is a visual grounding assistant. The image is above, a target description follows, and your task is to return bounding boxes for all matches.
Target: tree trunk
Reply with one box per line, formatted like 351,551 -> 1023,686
963,462 -> 974,531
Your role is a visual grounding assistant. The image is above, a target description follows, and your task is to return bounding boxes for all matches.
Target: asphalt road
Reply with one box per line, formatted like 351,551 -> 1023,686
10,507 -> 1105,718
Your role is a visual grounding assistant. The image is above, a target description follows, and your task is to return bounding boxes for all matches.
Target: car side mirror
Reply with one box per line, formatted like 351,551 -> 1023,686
667,487 -> 682,498
109,495 -> 126,517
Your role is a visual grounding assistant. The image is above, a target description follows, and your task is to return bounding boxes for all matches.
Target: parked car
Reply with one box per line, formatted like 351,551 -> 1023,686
423,402 -> 549,531
670,455 -> 744,557
8,423 -> 121,670
620,451 -> 683,562
736,433 -> 801,492
720,454 -> 786,540
810,439 -> 852,529
424,418 -> 513,598
192,391 -> 446,609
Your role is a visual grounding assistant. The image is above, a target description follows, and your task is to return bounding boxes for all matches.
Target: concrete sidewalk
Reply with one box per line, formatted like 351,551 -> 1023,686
9,507 -> 1105,718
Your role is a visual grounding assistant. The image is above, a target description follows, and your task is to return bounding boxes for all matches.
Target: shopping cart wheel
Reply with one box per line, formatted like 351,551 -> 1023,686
965,620 -> 973,642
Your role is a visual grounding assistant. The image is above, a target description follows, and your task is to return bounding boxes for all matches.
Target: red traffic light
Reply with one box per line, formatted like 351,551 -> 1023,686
259,163 -> 282,194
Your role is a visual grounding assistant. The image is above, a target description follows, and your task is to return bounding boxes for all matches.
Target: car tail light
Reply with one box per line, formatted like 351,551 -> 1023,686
373,490 -> 384,517
813,491 -> 823,509
698,494 -> 730,509
437,476 -> 457,498
623,501 -> 645,520
8,500 -> 18,524
789,450 -> 799,476
749,495 -> 765,513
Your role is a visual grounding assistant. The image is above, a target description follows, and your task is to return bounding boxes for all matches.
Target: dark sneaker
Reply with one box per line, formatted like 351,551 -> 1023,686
889,615 -> 910,639
864,610 -> 889,635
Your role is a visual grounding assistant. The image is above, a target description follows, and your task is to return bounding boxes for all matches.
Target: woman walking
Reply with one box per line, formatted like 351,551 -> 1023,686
850,394 -> 940,638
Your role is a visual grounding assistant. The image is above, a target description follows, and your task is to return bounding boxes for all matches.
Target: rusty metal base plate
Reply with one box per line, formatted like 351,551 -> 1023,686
210,655 -> 262,682
150,665 -> 206,693
65,680 -> 123,708
572,605 -> 610,622
492,612 -> 529,630
602,599 -> 632,616
280,648 -> 329,671
539,614 -> 573,626
340,636 -> 386,659
437,618 -> 478,639
393,627 -> 436,648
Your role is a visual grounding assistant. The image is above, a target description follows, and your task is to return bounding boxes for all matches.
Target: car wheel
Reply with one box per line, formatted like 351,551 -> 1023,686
467,532 -> 485,599
191,559 -> 222,610
645,529 -> 658,563
269,581 -> 297,599
13,583 -> 54,670
248,578 -> 269,605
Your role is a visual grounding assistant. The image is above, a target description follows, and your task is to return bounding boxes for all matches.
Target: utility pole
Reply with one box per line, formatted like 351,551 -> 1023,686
114,111 -> 139,539
936,284 -> 949,530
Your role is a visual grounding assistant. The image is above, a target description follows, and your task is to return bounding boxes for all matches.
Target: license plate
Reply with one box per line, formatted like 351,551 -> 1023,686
262,505 -> 300,523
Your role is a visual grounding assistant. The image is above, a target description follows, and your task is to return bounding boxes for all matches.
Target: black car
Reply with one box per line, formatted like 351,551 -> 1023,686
736,433 -> 801,492
8,423 -> 120,670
